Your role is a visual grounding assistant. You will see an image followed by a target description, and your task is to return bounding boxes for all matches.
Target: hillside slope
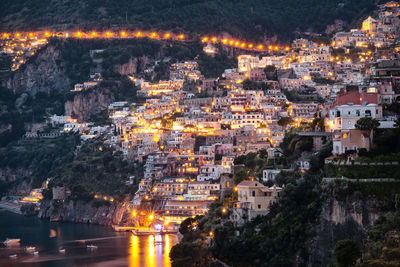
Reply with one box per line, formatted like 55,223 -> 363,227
1,0 -> 377,40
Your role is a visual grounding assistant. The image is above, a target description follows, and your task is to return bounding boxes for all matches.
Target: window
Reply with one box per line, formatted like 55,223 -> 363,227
252,191 -> 256,197
258,205 -> 261,209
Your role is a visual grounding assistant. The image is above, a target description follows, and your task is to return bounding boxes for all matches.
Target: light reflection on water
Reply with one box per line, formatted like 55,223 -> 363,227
129,234 -> 177,267
0,210 -> 178,267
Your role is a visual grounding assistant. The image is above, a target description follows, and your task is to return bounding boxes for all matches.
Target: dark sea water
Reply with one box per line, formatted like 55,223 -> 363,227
0,209 -> 177,266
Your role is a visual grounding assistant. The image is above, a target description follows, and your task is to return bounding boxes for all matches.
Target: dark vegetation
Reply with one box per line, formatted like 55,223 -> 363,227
0,86 -> 66,146
1,0 -> 377,41
0,134 -> 79,196
170,175 -> 323,266
49,140 -> 137,200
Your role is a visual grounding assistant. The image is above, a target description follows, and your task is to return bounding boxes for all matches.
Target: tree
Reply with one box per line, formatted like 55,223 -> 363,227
278,117 -> 293,128
234,168 -> 250,185
334,239 -> 361,267
355,117 -> 380,131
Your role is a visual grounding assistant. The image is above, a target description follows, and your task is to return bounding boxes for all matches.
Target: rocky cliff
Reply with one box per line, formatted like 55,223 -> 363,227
308,181 -> 388,266
5,45 -> 70,95
64,87 -> 114,122
114,56 -> 151,76
38,199 -> 132,226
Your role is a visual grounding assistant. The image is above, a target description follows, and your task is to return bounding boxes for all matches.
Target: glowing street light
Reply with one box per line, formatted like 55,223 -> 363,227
120,31 -> 127,37
135,31 -> 143,37
148,214 -> 154,221
91,31 -> 97,37
234,186 -> 238,192
178,34 -> 184,40
132,211 -> 137,217
106,31 -> 112,37
164,33 -> 171,39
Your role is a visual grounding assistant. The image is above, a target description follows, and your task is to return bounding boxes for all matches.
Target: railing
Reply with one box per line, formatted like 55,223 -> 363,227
323,177 -> 399,182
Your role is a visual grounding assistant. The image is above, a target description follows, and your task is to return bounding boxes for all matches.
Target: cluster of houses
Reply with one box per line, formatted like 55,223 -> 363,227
38,1 -> 400,227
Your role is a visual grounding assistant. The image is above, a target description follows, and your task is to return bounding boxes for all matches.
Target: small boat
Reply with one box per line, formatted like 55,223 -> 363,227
25,246 -> 36,252
3,238 -> 21,246
59,248 -> 66,254
131,228 -> 164,236
87,244 -> 98,250
9,254 -> 17,259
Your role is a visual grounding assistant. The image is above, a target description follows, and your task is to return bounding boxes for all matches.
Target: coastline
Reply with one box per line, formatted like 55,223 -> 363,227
0,201 -> 22,214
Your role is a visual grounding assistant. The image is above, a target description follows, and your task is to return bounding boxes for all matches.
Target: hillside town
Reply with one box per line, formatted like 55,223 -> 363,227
15,1 -> 396,231
2,1 -> 400,236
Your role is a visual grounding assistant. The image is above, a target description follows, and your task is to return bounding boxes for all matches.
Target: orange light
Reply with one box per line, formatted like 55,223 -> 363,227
164,33 -> 171,39
148,214 -> 154,221
274,46 -> 279,51
44,32 -> 50,37
15,33 -> 21,38
132,211 -> 136,217
202,36 -> 209,42
106,31 -> 112,37
234,41 -> 240,46
2,33 -> 9,38
229,40 -> 234,45
257,44 -> 264,50
136,31 -> 142,37
241,43 -> 246,47
209,231 -> 214,237
120,31 -> 127,37
91,31 -> 97,37
211,37 -> 217,42
285,46 -> 290,51
29,32 -> 34,37
150,32 -> 157,38
222,39 -> 228,44
234,186 -> 238,192
76,31 -> 82,37
268,45 -> 273,50
178,34 -> 184,39
248,44 -> 253,48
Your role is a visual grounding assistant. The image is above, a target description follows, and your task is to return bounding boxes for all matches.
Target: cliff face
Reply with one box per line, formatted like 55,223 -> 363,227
64,87 -> 114,122
115,56 -> 151,76
6,45 -> 70,95
38,200 -> 131,226
308,182 -> 386,266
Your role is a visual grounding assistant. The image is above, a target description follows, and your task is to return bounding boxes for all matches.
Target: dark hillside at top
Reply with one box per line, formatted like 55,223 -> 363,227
0,0 -> 379,40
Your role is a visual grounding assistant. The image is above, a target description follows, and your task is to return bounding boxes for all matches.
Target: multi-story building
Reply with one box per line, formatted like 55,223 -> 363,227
230,181 -> 281,226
